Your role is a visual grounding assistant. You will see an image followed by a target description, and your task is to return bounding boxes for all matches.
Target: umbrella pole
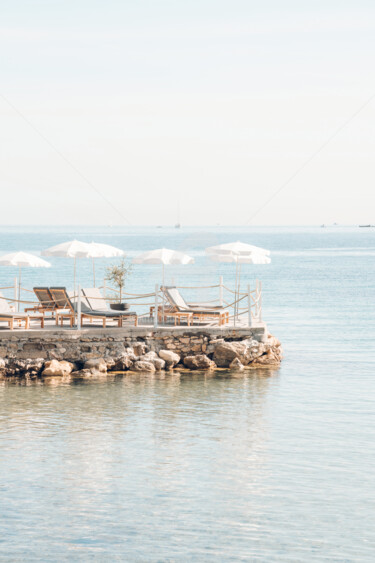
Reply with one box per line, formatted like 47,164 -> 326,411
74,257 -> 76,299
162,263 -> 165,325
237,263 -> 242,321
234,260 -> 238,326
18,265 -> 21,312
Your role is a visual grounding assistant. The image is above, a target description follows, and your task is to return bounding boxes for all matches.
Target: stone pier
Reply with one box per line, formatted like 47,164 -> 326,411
0,324 -> 283,379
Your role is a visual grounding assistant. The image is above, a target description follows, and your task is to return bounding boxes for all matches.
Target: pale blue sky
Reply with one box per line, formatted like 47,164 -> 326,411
1,0 -> 374,225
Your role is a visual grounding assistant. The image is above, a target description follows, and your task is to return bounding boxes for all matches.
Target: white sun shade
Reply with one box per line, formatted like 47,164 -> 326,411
0,252 -> 51,268
87,242 -> 125,258
209,253 -> 271,264
205,241 -> 270,256
133,248 -> 194,265
42,239 -> 92,258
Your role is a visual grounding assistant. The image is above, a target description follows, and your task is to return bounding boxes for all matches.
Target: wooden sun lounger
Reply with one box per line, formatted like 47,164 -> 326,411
154,286 -> 229,326
51,287 -> 137,328
25,287 -> 57,316
0,291 -> 44,329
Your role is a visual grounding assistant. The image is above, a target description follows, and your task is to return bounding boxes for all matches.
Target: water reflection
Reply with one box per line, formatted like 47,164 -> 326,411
0,369 -> 280,560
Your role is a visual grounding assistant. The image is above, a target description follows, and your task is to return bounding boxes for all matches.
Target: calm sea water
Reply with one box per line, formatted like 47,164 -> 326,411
0,226 -> 374,561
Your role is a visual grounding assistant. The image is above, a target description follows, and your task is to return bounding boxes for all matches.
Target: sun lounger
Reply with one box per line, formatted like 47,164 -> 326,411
52,287 -> 137,327
81,288 -> 137,327
0,291 -> 44,329
158,286 -> 229,326
25,287 -> 57,316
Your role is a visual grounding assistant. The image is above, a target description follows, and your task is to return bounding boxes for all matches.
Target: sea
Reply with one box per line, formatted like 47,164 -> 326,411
0,225 -> 374,561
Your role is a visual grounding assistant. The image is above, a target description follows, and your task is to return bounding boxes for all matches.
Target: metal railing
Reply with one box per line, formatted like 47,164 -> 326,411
0,275 -> 263,329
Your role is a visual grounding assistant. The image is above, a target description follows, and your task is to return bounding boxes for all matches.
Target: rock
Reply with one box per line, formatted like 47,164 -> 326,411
158,350 -> 180,369
23,359 -> 45,375
133,343 -> 148,356
105,357 -> 115,370
265,334 -> 281,348
212,341 -> 266,367
133,360 -> 156,372
140,351 -> 158,362
251,348 -> 282,366
138,351 -> 165,370
229,357 -> 244,371
70,369 -> 94,378
113,352 -> 135,371
183,355 -> 216,370
84,358 -> 107,374
42,360 -> 74,377
213,342 -> 249,367
153,358 -> 166,371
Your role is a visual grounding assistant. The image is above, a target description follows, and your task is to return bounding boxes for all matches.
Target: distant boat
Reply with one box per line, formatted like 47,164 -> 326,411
175,223 -> 181,229
321,224 -> 326,228
359,224 -> 374,228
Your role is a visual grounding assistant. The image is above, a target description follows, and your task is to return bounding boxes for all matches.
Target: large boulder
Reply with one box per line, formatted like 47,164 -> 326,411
183,355 -> 216,370
113,351 -> 136,371
251,347 -> 283,366
140,352 -> 165,371
5,358 -> 45,376
212,342 -> 249,367
133,360 -> 156,372
42,360 -> 74,377
158,350 -> 180,369
212,340 -> 267,367
153,358 -> 166,371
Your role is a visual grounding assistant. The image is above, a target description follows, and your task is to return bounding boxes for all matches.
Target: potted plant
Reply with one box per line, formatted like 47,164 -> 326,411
105,259 -> 133,310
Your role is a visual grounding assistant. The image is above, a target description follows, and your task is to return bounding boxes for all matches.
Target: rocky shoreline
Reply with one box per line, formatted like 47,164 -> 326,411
0,329 -> 282,380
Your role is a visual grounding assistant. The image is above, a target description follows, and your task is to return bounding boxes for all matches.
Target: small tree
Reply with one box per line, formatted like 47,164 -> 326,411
105,259 -> 133,303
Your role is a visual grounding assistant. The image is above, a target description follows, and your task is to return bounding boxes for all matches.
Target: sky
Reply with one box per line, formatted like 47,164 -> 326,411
0,0 -> 374,226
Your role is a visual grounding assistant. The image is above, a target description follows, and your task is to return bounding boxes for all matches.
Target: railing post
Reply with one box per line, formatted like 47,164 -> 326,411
219,275 -> 223,307
154,284 -> 159,328
14,277 -> 18,312
77,284 -> 81,330
259,281 -> 262,323
247,284 -> 252,327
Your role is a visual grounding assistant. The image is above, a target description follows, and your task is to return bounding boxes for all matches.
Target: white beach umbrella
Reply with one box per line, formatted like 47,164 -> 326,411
206,241 -> 270,256
42,239 -> 92,295
206,242 -> 271,321
87,242 -> 125,287
133,248 -> 194,286
133,248 -> 194,320
0,251 -> 51,311
209,253 -> 271,265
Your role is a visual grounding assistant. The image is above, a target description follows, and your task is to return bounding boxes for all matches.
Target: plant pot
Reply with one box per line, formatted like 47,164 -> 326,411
110,303 -> 130,311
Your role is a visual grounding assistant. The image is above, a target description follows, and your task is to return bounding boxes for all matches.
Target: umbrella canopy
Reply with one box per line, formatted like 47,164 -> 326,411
205,242 -> 271,323
206,241 -> 270,257
0,252 -> 51,311
133,248 -> 194,322
133,248 -> 194,266
209,253 -> 271,265
0,252 -> 51,268
87,242 -> 125,259
42,239 -> 92,258
42,239 -> 93,295
87,243 -> 125,286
